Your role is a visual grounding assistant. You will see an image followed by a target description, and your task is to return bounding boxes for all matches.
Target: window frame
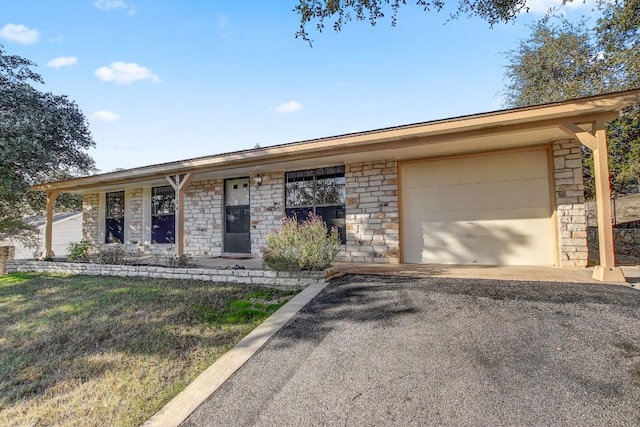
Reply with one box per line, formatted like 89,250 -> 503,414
151,185 -> 176,244
105,191 -> 125,244
285,166 -> 346,244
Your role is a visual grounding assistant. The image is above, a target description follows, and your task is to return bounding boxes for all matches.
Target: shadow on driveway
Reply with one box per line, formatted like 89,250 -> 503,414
184,275 -> 640,426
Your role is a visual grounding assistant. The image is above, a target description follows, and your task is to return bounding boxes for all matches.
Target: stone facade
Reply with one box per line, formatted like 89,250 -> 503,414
184,179 -> 224,256
7,259 -> 324,288
340,160 -> 400,263
553,140 -> 588,267
249,172 -> 285,254
127,188 -> 143,245
76,147 -> 588,267
82,193 -> 99,245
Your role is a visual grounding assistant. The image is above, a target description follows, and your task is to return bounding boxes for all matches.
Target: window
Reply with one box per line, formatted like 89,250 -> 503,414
152,185 -> 175,244
285,166 -> 346,243
105,191 -> 124,243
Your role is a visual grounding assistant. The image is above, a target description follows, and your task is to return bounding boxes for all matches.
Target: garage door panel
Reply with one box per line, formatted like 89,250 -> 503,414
400,149 -> 554,266
402,206 -> 552,224
401,150 -> 548,188
402,216 -> 552,238
403,234 -> 553,265
402,179 -> 550,213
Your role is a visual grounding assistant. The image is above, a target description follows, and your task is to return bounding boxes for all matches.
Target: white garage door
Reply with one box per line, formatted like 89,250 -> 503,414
400,149 -> 555,265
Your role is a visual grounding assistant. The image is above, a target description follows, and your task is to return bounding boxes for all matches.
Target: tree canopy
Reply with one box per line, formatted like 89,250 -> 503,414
502,0 -> 640,197
294,0 -> 553,43
0,45 -> 95,243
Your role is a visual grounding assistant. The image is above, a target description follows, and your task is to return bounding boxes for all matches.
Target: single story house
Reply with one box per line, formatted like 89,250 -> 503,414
0,211 -> 82,259
33,90 -> 640,282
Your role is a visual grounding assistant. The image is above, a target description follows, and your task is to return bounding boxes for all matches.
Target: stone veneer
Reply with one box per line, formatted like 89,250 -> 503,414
249,172 -> 285,255
340,160 -> 400,263
82,193 -> 99,245
183,179 -> 224,256
7,260 -> 325,288
553,140 -> 588,267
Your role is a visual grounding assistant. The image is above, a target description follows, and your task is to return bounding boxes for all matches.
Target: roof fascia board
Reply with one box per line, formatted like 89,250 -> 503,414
33,91 -> 639,192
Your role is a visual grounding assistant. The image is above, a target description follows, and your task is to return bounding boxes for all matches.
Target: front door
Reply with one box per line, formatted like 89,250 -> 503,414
224,178 -> 250,253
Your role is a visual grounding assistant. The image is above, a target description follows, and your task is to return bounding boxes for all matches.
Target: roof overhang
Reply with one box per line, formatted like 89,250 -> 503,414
33,89 -> 640,194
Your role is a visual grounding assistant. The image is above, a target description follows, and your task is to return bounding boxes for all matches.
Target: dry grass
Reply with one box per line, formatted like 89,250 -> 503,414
0,273 -> 299,427
586,193 -> 640,227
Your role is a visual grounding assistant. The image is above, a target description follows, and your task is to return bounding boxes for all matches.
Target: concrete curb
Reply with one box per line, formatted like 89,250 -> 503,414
141,280 -> 330,427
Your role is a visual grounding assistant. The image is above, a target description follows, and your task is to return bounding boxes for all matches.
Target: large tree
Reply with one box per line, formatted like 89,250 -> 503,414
0,45 -> 95,244
294,0 -> 549,43
502,0 -> 640,198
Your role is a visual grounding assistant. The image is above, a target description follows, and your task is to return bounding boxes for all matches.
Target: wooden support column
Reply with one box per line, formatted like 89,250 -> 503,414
560,120 -> 625,282
166,173 -> 193,256
44,190 -> 59,258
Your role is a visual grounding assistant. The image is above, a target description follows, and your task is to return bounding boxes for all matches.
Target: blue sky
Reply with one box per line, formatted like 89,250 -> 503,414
1,0 -> 595,173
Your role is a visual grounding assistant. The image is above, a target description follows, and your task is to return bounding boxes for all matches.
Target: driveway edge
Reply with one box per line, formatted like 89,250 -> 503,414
141,281 -> 330,427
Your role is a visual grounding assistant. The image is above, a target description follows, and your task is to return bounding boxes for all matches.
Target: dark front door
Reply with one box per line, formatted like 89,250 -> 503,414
225,178 -> 250,253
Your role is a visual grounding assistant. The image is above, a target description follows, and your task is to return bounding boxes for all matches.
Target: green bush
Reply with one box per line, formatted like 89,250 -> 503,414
261,213 -> 341,271
67,240 -> 91,262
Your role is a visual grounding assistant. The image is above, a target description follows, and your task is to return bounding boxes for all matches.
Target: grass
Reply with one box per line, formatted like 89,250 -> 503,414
586,193 -> 640,227
0,273 -> 300,427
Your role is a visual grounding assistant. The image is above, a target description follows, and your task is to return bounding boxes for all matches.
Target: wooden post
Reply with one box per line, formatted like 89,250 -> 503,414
559,120 -> 625,282
44,190 -> 59,258
591,120 -> 625,282
165,174 -> 193,256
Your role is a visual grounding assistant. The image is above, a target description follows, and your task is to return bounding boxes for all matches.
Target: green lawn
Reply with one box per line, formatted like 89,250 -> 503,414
0,273 -> 299,427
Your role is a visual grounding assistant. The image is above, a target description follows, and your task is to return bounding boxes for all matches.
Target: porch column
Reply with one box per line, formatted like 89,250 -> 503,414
44,190 -> 59,258
166,173 -> 193,256
559,120 -> 625,282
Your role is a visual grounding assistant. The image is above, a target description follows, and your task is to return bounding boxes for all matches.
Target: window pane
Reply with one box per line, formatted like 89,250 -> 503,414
152,215 -> 175,244
316,175 -> 345,205
285,207 -> 313,224
316,206 -> 346,244
286,181 -> 314,206
152,186 -> 175,215
225,206 -> 250,233
106,191 -> 124,219
106,218 -> 124,244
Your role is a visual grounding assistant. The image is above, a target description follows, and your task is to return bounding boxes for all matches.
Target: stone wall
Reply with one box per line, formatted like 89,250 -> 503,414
340,160 -> 400,263
127,188 -> 144,245
588,227 -> 640,249
82,193 -> 100,245
7,259 -> 325,288
0,246 -> 15,275
553,140 -> 588,267
184,179 -> 224,256
250,172 -> 285,255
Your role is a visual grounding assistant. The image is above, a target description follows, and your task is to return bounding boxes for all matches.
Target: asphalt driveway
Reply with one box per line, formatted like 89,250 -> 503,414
183,275 -> 640,426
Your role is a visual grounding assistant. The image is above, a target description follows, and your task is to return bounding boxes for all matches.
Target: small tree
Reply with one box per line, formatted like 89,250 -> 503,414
261,213 -> 341,271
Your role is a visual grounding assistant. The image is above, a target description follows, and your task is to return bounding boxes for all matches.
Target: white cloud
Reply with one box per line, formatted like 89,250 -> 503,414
0,23 -> 40,44
46,56 -> 78,68
91,110 -> 120,122
524,0 -> 594,14
94,0 -> 136,15
94,61 -> 161,84
273,100 -> 302,114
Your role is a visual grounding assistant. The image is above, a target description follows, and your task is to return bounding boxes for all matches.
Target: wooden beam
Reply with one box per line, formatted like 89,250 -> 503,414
590,119 -> 625,282
165,174 -> 193,256
558,123 -> 597,150
44,190 -> 59,258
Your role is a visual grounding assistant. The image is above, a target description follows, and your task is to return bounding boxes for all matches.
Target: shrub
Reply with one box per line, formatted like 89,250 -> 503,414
98,245 -> 126,265
261,213 -> 341,271
67,240 -> 91,262
166,254 -> 194,268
